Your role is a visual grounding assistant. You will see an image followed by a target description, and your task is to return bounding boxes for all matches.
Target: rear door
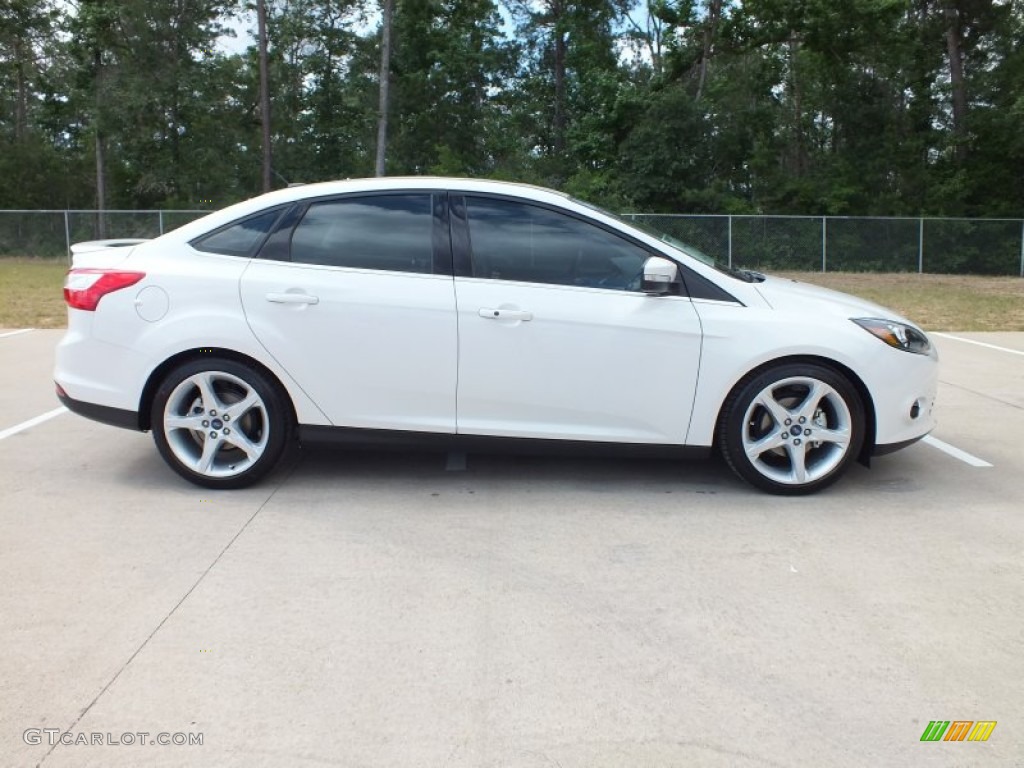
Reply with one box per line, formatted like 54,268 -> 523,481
239,192 -> 458,433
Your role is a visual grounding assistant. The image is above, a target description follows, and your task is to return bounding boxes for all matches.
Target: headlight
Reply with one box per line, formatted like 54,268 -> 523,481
852,318 -> 932,355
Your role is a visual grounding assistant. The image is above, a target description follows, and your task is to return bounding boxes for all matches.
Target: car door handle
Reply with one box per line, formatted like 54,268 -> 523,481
479,308 -> 533,321
266,292 -> 319,305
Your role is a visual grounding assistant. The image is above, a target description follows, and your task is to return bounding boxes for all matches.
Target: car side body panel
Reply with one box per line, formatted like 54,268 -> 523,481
454,277 -> 703,443
685,300 -> 938,448
240,260 -> 459,433
55,247 -> 331,427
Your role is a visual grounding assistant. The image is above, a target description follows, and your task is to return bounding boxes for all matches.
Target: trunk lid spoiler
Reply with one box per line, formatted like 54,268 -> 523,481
69,239 -> 149,268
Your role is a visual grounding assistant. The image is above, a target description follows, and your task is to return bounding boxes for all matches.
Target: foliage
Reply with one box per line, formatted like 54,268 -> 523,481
0,0 -> 1022,217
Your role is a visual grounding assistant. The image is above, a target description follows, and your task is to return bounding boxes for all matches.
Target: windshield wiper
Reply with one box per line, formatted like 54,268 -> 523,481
716,264 -> 766,283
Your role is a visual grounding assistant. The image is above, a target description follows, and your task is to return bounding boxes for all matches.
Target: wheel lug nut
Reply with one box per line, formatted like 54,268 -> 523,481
210,431 -> 218,439
785,419 -> 792,426
210,409 -> 217,416
782,432 -> 789,439
794,438 -> 802,445
799,417 -> 806,424
223,428 -> 230,435
202,420 -> 209,428
223,415 -> 230,422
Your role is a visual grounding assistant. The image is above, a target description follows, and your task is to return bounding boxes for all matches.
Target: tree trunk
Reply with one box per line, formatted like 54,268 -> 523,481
257,0 -> 273,192
943,0 -> 968,157
14,39 -> 28,142
552,27 -> 567,156
695,0 -> 722,102
94,131 -> 108,237
93,49 -> 107,237
375,0 -> 393,177
788,34 -> 805,177
649,0 -> 664,77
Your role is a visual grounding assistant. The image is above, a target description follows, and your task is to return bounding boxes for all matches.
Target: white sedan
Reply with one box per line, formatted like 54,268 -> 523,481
54,178 -> 937,494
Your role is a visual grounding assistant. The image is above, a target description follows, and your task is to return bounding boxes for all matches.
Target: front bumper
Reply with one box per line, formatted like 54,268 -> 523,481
867,360 -> 938,449
872,433 -> 929,457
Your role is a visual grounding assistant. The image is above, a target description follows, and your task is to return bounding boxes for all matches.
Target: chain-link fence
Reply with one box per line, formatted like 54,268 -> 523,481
627,215 -> 1024,276
0,210 -> 209,260
1,209 -> 1022,275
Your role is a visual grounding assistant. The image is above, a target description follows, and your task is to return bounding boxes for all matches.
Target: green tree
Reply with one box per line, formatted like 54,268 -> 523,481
504,0 -> 627,188
0,0 -> 81,208
247,0 -> 374,185
64,0 -> 245,209
386,0 -> 515,176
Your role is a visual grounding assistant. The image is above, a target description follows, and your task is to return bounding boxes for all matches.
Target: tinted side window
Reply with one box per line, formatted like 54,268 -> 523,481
465,197 -> 650,291
191,208 -> 284,256
290,194 -> 434,273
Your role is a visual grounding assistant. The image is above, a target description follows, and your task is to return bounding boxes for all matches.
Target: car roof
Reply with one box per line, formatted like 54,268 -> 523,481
164,177 -> 573,243
269,176 -> 571,203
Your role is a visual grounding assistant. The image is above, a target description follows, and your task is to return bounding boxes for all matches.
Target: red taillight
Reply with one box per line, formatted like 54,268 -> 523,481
64,269 -> 146,311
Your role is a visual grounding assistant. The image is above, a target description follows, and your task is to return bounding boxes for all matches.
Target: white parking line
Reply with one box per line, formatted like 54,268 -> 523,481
0,407 -> 68,442
932,332 -> 1024,357
922,435 -> 993,468
0,328 -> 35,340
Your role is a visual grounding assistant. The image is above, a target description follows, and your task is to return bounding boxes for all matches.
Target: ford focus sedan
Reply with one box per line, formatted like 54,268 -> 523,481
54,178 -> 937,494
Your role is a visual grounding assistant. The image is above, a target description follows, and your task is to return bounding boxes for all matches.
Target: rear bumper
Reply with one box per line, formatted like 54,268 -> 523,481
57,386 -> 141,431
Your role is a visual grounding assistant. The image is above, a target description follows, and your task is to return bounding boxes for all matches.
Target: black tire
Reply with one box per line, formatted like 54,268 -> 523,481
151,357 -> 290,489
718,363 -> 865,495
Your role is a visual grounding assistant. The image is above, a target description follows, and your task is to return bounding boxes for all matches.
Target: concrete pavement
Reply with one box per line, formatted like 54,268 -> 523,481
1,329 -> 1021,767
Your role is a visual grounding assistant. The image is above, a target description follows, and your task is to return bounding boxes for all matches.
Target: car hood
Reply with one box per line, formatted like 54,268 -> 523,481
753,274 -> 914,325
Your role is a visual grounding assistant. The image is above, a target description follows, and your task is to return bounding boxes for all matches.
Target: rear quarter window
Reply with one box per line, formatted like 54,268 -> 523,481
190,208 -> 285,256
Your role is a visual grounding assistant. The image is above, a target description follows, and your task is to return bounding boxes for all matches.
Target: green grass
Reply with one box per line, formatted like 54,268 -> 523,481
776,272 -> 1024,331
1,258 -> 1022,332
0,258 -> 68,329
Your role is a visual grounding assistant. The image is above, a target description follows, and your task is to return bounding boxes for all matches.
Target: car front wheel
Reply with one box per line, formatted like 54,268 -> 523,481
718,363 -> 866,495
151,358 -> 290,489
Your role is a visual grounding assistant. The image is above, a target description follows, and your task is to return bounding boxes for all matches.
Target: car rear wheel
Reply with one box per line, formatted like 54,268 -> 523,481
151,358 -> 289,489
718,363 -> 865,495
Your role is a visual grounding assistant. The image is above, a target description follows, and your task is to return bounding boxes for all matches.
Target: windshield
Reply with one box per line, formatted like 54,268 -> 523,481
570,198 -> 763,282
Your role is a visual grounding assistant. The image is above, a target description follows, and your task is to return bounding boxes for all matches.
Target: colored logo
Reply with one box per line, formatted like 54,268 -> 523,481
920,721 -> 996,742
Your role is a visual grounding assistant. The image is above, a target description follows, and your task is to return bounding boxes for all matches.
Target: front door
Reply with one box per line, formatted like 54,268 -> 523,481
453,195 -> 703,444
